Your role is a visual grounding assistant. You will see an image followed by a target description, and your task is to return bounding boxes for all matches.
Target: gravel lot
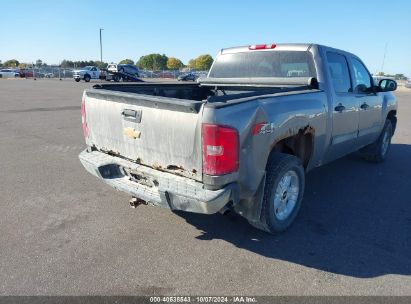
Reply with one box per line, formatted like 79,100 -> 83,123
0,78 -> 410,296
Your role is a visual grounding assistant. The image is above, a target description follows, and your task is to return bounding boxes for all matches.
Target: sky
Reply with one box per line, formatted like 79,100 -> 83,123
1,0 -> 410,76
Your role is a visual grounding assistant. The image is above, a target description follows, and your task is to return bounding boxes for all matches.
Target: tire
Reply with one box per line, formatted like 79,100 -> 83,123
113,75 -> 119,82
252,153 -> 305,233
360,119 -> 393,163
75,78 -> 80,82
84,75 -> 91,82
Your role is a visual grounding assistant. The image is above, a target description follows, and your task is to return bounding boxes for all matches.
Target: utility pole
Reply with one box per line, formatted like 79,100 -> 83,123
99,28 -> 104,63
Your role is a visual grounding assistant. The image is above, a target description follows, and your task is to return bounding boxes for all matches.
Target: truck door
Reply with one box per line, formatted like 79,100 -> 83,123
90,67 -> 98,79
325,52 -> 360,162
348,56 -> 384,146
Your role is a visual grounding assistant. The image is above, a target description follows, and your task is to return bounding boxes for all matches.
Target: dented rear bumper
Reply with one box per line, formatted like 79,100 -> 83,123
79,149 -> 232,214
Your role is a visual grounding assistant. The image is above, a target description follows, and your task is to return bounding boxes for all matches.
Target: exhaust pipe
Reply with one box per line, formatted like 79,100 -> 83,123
219,206 -> 231,215
129,197 -> 147,208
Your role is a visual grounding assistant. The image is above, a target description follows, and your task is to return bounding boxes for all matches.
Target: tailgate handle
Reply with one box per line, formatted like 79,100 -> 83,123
121,109 -> 142,123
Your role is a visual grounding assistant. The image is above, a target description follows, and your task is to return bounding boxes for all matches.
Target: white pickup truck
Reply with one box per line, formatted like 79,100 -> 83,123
73,66 -> 101,82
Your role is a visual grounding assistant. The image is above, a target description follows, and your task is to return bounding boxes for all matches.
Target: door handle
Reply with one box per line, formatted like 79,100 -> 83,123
121,109 -> 142,123
360,103 -> 370,110
334,104 -> 346,112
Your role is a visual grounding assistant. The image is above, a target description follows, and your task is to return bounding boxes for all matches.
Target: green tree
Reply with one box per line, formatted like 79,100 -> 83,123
136,56 -> 152,69
35,59 -> 42,67
119,59 -> 135,65
137,54 -> 168,70
94,61 -> 107,69
4,59 -> 20,67
167,57 -> 184,70
19,63 -> 28,69
188,59 -> 196,69
394,74 -> 406,80
377,72 -> 385,76
195,55 -> 213,70
61,60 -> 74,68
0,60 -> 2,67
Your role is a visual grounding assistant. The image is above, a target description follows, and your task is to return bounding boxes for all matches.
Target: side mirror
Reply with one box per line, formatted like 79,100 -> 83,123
378,79 -> 397,92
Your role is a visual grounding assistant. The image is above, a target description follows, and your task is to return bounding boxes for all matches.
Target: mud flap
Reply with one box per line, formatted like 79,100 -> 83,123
234,173 -> 270,232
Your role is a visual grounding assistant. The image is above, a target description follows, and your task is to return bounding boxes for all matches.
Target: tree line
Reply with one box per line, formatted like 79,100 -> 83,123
60,60 -> 107,69
0,54 -> 214,71
105,54 -> 213,71
102,54 -> 213,70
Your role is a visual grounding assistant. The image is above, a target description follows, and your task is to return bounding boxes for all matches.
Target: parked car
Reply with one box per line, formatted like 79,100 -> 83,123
19,69 -> 34,78
0,69 -> 19,78
79,43 -> 397,234
177,73 -> 197,81
73,66 -> 101,82
405,79 -> 411,88
36,72 -> 46,78
160,71 -> 175,78
138,71 -> 149,78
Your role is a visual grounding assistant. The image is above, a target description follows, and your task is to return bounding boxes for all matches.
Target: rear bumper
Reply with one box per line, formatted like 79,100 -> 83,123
79,149 -> 233,214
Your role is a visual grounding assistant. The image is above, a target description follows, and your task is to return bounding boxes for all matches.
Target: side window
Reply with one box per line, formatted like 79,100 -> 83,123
91,67 -> 96,71
326,52 -> 352,93
351,58 -> 372,93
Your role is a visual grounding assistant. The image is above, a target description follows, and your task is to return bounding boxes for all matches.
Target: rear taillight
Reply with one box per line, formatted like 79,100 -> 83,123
81,95 -> 88,138
202,124 -> 239,176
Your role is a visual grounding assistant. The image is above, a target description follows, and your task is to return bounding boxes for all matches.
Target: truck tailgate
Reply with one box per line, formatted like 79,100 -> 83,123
84,89 -> 203,181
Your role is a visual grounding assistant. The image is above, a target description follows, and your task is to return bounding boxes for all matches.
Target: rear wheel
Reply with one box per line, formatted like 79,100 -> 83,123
84,75 -> 91,82
251,153 -> 305,233
360,119 -> 393,163
75,78 -> 80,82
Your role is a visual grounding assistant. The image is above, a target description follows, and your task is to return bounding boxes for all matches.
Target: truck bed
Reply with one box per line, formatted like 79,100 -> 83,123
91,82 -> 316,108
84,82 -> 318,182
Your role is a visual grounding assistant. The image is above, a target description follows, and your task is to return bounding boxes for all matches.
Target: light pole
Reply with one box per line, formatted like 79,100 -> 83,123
381,42 -> 388,74
99,28 -> 104,63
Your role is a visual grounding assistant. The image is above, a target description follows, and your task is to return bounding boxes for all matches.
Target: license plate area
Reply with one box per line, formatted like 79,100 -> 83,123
122,167 -> 158,188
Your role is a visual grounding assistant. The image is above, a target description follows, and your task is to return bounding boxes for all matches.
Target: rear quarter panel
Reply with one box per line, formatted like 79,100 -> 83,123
203,90 -> 328,200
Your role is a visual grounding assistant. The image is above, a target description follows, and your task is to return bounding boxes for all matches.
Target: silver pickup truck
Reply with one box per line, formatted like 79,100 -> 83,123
79,43 -> 398,233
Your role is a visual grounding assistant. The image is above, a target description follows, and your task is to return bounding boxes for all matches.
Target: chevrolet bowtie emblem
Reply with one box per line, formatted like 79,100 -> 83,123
123,127 -> 141,139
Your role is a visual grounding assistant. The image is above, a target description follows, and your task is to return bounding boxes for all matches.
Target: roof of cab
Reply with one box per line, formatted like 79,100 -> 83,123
220,43 -> 360,61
